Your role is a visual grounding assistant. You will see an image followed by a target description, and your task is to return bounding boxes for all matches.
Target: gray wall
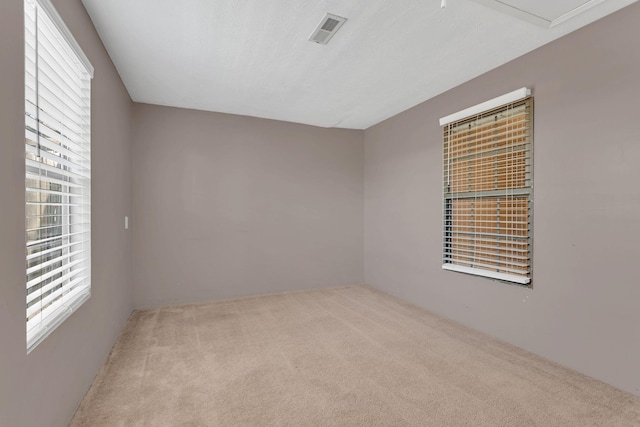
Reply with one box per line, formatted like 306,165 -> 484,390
364,3 -> 640,396
132,104 -> 364,308
0,0 -> 134,426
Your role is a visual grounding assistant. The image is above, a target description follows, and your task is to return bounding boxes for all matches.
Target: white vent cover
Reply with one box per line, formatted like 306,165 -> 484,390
308,13 -> 347,45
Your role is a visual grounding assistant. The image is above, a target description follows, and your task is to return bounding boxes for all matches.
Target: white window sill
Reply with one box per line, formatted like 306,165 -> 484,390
442,264 -> 530,285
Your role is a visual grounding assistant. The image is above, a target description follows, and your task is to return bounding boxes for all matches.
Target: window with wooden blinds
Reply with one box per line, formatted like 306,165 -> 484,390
441,88 -> 532,285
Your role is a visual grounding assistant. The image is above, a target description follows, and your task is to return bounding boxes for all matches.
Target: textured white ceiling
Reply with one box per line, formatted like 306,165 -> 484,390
81,0 -> 636,129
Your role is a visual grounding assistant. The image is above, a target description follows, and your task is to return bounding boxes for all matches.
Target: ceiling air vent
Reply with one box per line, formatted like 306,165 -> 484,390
308,13 -> 347,45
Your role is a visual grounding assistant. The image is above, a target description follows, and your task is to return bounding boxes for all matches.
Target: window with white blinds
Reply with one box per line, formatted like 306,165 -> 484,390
441,88 -> 533,285
25,0 -> 94,352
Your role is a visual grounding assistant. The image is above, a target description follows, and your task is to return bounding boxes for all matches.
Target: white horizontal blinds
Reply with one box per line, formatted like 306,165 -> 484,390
25,0 -> 92,351
443,96 -> 532,284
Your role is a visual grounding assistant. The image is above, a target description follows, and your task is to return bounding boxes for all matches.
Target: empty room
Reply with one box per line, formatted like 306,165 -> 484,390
2,0 -> 640,425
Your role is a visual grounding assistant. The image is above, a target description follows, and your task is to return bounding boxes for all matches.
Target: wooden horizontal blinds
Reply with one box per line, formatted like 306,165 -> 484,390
443,97 -> 533,284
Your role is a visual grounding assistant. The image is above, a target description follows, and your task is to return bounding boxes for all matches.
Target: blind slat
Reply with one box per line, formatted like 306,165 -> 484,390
27,230 -> 88,248
26,170 -> 84,189
26,258 -> 84,290
26,142 -> 90,174
27,275 -> 89,319
27,239 -> 89,260
26,117 -> 90,159
27,272 -> 87,306
446,240 -> 529,252
27,157 -> 89,181
27,247 -> 88,275
446,251 -> 530,266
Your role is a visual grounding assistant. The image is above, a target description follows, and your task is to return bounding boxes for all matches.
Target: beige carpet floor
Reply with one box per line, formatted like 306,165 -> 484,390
70,285 -> 640,427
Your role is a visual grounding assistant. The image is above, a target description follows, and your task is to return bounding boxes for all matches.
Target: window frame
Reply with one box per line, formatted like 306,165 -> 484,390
440,88 -> 533,286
